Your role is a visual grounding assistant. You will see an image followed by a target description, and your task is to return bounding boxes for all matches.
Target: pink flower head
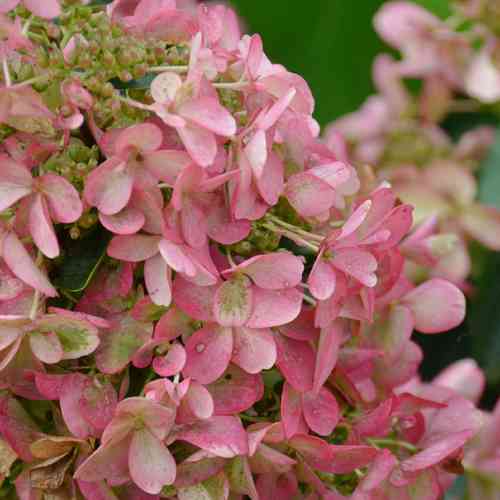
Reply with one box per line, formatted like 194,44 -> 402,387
174,252 -> 304,383
0,157 -> 82,258
75,397 -> 177,494
84,122 -> 187,217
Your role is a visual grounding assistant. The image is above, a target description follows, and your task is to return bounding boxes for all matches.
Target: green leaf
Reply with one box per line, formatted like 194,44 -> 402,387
52,228 -> 110,293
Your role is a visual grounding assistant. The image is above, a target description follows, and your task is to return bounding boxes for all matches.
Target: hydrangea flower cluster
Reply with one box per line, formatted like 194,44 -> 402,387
0,0 -> 497,499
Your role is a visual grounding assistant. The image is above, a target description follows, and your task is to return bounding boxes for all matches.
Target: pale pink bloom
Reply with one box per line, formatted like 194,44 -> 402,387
84,122 -> 185,217
0,0 -> 61,19
0,156 -> 82,258
75,397 -> 177,494
150,36 -> 237,167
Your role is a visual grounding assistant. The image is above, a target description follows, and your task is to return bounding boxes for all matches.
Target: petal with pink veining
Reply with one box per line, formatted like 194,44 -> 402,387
38,173 -> 83,223
232,326 -> 276,374
129,428 -> 176,494
29,193 -> 59,258
246,288 -> 302,328
84,157 -> 133,215
302,388 -> 340,436
183,325 -> 233,384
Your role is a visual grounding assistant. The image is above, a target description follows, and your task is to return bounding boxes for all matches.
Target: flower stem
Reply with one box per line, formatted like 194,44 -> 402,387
149,65 -> 189,74
212,80 -> 249,90
267,215 -> 325,243
2,57 -> 12,87
262,222 -> 320,252
116,95 -> 152,112
367,438 -> 418,453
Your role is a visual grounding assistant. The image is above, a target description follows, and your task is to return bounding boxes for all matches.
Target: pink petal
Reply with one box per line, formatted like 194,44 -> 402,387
207,364 -> 263,415
38,173 -> 83,223
114,397 -> 175,441
246,288 -> 303,328
143,149 -> 191,185
108,234 -> 161,262
302,388 -> 340,436
60,374 -> 95,438
401,431 -> 473,473
144,253 -> 172,307
433,359 -> 485,404
213,277 -> 253,327
256,151 -> 284,206
183,325 -> 233,384
155,306 -> 193,341
285,173 -> 334,217
2,232 -> 57,297
29,193 -> 59,258
153,342 -> 186,377
129,428 -> 176,494
0,158 -> 32,212
159,239 -> 197,277
172,277 -> 217,321
281,382 -> 306,439
308,256 -> 336,301
245,130 -> 267,180
332,249 -> 378,287
183,381 -> 214,420
258,88 -> 297,131
23,0 -> 61,18
178,97 -> 236,137
79,377 -> 118,433
99,208 -> 145,235
181,198 -> 208,248
229,252 -> 304,290
275,333 -> 315,392
75,436 -> 131,484
29,331 -> 63,364
176,416 -> 249,458
177,124 -> 217,168
232,326 -> 276,374
84,157 -> 133,215
402,279 -> 466,334
338,200 -> 372,240
313,321 -> 343,393
115,123 -> 163,155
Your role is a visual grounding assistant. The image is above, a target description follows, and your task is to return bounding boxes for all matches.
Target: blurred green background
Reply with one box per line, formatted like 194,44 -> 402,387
228,0 -> 500,407
228,0 -> 450,126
